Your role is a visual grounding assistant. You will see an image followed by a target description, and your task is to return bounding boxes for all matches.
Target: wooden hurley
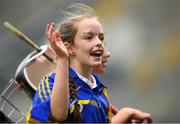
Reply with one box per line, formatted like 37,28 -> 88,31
4,21 -> 55,64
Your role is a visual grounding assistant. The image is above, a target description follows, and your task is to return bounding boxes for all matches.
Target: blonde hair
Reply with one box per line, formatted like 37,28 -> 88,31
59,3 -> 97,44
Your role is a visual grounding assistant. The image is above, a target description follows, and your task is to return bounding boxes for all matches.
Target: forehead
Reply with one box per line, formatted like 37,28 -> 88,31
75,18 -> 104,34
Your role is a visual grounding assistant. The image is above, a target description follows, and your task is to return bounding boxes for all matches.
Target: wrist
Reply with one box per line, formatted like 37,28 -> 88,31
56,57 -> 68,63
56,52 -> 69,59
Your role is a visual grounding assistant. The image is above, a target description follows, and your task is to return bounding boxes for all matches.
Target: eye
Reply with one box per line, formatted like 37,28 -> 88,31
98,34 -> 104,42
86,36 -> 93,39
99,37 -> 104,41
84,34 -> 93,40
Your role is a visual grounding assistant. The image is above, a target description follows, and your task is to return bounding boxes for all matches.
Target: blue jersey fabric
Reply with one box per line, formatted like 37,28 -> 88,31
26,67 -> 112,123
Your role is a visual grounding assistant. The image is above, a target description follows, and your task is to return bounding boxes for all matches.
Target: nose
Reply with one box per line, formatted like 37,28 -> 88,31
95,37 -> 103,48
103,47 -> 111,58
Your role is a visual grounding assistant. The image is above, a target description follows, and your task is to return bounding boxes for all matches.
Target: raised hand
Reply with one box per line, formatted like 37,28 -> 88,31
46,23 -> 69,58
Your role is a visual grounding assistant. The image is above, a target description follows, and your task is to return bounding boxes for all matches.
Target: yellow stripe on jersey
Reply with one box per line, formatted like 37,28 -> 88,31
41,73 -> 52,99
102,88 -> 112,123
42,76 -> 47,99
26,107 -> 41,123
108,105 -> 112,123
70,100 -> 102,113
78,100 -> 90,105
70,100 -> 90,113
38,84 -> 44,102
45,73 -> 52,96
70,105 -> 75,113
102,88 -> 108,99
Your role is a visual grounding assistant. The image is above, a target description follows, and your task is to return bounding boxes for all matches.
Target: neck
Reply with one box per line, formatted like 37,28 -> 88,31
70,60 -> 93,79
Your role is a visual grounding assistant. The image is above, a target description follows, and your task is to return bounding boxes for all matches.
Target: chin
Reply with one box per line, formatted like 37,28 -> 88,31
91,62 -> 101,67
98,70 -> 104,74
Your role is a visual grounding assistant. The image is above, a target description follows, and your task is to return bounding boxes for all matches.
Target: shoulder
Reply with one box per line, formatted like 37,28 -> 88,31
46,72 -> 56,81
34,72 -> 56,102
40,72 -> 56,90
42,72 -> 56,83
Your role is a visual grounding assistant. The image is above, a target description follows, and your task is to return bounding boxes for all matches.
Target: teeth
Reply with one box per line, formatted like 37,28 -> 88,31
91,50 -> 103,57
94,51 -> 102,54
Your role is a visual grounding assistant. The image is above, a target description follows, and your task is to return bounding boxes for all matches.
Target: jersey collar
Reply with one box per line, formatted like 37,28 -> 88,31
69,67 -> 107,90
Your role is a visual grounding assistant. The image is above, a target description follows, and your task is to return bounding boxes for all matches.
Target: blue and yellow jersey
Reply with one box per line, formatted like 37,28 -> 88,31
26,67 -> 112,123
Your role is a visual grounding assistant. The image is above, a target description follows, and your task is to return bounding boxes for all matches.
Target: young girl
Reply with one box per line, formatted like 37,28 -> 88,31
26,3 -> 152,123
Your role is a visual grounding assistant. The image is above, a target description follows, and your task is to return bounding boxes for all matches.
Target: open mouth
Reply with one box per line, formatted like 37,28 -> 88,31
90,50 -> 103,57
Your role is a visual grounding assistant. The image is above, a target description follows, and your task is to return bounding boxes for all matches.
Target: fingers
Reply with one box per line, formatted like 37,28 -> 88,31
46,23 -> 61,48
46,23 -> 50,37
46,23 -> 55,42
144,113 -> 152,123
51,31 -> 56,46
55,30 -> 61,43
45,23 -> 69,58
132,110 -> 152,123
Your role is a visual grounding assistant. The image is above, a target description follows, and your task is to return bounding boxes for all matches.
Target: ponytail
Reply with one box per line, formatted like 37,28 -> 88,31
69,76 -> 82,122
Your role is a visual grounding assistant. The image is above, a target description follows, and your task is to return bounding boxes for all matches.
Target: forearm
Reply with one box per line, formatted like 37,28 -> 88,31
50,58 -> 69,122
111,108 -> 132,123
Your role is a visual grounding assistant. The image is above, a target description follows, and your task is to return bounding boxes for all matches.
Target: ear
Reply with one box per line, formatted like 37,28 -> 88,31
64,42 -> 75,56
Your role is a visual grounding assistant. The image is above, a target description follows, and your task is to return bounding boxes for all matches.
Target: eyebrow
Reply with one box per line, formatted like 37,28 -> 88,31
82,31 -> 104,36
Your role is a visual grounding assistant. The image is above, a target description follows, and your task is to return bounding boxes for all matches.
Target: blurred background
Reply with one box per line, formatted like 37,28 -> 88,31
0,0 -> 180,122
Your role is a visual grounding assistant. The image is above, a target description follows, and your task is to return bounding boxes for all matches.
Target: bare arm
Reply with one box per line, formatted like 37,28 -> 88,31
46,23 -> 69,122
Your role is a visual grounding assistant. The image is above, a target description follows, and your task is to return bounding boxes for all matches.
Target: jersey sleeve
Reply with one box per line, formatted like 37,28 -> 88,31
26,73 -> 55,123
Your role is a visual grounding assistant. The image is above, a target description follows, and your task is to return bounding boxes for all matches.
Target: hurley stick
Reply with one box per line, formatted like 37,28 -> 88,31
4,22 -> 55,64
